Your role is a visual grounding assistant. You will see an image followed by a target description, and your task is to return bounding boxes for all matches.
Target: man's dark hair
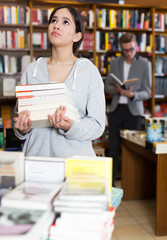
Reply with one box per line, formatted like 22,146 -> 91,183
119,33 -> 137,46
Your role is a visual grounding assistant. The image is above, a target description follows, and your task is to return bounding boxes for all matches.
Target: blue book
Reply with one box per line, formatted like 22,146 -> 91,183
111,187 -> 123,209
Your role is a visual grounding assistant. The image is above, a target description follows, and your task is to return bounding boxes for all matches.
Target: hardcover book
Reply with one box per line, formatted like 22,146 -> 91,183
25,156 -> 65,183
110,73 -> 138,86
0,151 -> 24,189
0,206 -> 54,240
1,181 -> 63,210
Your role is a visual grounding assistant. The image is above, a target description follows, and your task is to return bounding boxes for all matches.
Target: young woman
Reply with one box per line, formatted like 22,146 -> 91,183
14,5 -> 105,157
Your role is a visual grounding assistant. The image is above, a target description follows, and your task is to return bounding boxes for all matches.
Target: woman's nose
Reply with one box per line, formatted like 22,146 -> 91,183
54,22 -> 60,30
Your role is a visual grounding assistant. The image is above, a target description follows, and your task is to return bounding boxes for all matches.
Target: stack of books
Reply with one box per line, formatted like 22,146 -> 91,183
50,176 -> 115,240
53,175 -> 110,214
0,181 -> 63,240
15,82 -> 80,128
49,207 -> 115,240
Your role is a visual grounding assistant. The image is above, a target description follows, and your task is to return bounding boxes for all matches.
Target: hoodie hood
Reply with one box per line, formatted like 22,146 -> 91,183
32,57 -> 89,90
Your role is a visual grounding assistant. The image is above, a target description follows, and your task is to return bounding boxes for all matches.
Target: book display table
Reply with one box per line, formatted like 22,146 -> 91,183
121,139 -> 167,236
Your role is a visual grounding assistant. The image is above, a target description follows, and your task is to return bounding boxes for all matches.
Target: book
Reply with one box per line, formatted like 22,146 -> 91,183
111,187 -> 123,209
1,181 -> 63,210
0,121 -> 4,150
110,72 -> 138,86
152,141 -> 167,154
16,88 -> 67,97
0,151 -> 24,189
25,156 -> 65,183
146,123 -> 162,143
65,156 -> 112,206
0,206 -> 54,240
15,82 -> 67,92
17,93 -> 74,107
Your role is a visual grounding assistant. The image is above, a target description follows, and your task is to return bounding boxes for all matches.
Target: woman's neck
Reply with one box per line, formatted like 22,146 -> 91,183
49,47 -> 77,65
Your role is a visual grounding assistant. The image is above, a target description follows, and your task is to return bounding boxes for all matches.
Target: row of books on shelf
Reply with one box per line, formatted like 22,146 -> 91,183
0,151 -> 123,240
0,6 -> 30,25
154,13 -> 167,31
79,32 -> 94,51
95,55 -> 114,75
155,57 -> 167,75
0,55 -> 31,74
155,35 -> 167,53
0,105 -> 15,133
32,8 -> 94,28
96,31 -> 152,52
32,8 -> 53,25
0,30 -> 29,49
96,8 -> 152,29
32,32 -> 50,50
155,77 -> 167,97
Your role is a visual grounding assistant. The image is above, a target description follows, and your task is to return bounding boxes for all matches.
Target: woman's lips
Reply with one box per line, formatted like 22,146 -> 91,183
52,32 -> 61,36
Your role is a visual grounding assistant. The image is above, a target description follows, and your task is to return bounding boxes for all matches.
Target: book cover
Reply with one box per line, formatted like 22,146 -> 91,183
110,73 -> 138,86
0,206 -> 54,240
1,181 -> 63,210
65,156 -> 112,206
15,82 -> 67,92
0,151 -> 24,189
25,156 -> 65,183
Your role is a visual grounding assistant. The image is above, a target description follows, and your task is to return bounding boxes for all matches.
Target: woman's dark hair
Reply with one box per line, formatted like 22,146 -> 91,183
48,5 -> 85,53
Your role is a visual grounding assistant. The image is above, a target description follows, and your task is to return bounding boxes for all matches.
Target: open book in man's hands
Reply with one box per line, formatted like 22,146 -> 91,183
110,73 -> 138,86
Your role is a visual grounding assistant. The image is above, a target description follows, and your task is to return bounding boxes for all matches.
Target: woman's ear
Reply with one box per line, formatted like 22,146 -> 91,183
73,32 -> 82,43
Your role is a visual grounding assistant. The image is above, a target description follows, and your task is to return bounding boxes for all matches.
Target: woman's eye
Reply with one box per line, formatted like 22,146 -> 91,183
64,20 -> 69,25
51,18 -> 57,23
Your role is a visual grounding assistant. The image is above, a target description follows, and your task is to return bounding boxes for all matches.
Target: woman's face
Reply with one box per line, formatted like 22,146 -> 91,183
48,8 -> 81,49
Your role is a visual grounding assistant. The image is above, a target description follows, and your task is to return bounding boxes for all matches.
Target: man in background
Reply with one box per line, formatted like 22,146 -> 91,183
105,32 -> 152,187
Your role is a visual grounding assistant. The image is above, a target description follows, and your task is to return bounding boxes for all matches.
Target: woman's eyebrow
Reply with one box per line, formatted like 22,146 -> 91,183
52,16 -> 71,23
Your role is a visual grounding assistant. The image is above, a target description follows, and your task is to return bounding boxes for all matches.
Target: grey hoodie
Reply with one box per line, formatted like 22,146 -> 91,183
14,57 -> 106,157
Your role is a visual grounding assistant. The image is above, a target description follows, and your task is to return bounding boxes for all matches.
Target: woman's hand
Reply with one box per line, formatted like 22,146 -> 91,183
48,105 -> 73,132
13,110 -> 32,134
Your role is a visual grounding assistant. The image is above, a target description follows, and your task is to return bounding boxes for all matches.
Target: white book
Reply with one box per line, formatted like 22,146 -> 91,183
25,156 -> 65,183
1,181 -> 63,210
110,73 -> 138,86
3,77 -> 16,97
16,87 -> 67,97
18,101 -> 78,114
18,92 -> 74,106
16,82 -> 67,92
0,151 -> 24,187
18,105 -> 79,128
153,141 -> 167,154
21,55 -> 31,73
0,206 -> 54,240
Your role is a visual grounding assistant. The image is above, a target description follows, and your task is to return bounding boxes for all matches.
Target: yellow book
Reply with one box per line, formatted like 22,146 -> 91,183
19,30 -> 25,49
65,156 -> 112,206
110,10 -> 117,28
98,9 -> 102,28
105,32 -> 109,51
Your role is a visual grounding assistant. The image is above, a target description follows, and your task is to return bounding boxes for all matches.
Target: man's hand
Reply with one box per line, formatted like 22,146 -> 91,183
116,84 -> 134,98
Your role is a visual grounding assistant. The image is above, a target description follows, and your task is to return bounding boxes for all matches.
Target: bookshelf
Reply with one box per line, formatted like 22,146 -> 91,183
1,0 -> 167,140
